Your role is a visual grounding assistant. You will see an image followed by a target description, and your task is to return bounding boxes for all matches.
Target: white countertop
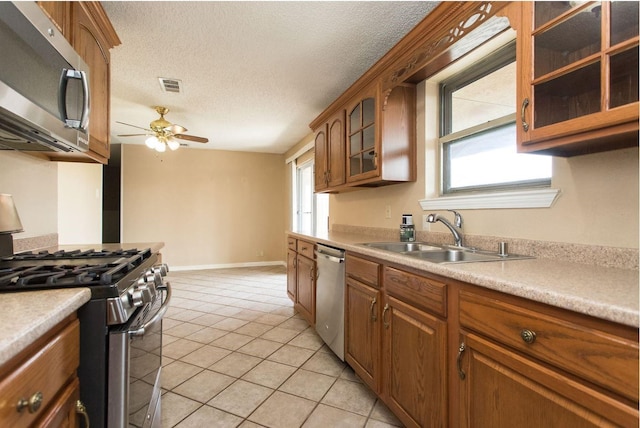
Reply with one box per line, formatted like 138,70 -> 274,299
290,231 -> 640,328
0,288 -> 90,366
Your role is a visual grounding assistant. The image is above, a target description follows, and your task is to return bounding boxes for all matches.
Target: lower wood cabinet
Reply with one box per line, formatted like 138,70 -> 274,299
286,236 -> 316,326
344,250 -> 639,428
0,315 -> 86,427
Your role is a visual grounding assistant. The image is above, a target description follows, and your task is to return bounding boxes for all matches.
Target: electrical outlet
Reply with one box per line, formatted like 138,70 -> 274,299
385,205 -> 391,219
422,214 -> 431,231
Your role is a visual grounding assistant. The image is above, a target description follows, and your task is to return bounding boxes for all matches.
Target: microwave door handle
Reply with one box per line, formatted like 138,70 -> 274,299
58,69 -> 90,131
128,281 -> 172,338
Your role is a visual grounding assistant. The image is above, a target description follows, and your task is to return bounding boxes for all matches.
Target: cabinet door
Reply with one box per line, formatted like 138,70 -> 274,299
36,378 -> 81,428
286,249 -> 297,303
458,332 -> 638,428
37,2 -> 72,38
345,277 -> 381,393
383,295 -> 447,428
72,2 -> 112,161
518,1 -> 639,155
314,124 -> 328,191
327,110 -> 346,188
295,255 -> 315,325
346,86 -> 379,182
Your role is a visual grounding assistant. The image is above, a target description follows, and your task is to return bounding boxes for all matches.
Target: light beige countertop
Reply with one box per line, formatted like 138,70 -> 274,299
289,231 -> 639,328
0,288 -> 90,366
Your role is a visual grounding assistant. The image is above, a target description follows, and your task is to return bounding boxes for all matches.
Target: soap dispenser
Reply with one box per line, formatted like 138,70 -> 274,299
400,214 -> 415,242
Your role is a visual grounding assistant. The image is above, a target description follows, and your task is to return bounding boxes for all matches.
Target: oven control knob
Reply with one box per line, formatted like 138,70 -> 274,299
153,264 -> 169,276
129,285 -> 153,307
145,271 -> 163,286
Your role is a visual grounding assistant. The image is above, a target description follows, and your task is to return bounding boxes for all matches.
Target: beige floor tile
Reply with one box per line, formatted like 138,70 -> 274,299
301,351 -> 346,377
267,344 -> 315,367
174,404 -> 243,428
278,369 -> 336,401
169,309 -> 208,322
234,322 -> 274,337
365,419 -> 403,428
173,369 -> 235,403
238,421 -> 267,428
161,360 -> 203,390
211,332 -> 254,350
185,327 -> 229,344
189,312 -> 226,327
288,332 -> 325,351
370,399 -> 403,426
232,309 -> 266,321
241,360 -> 297,389
163,338 -> 205,360
213,317 -> 250,331
254,313 -> 289,326
302,404 -> 367,428
270,306 -> 296,317
278,317 -> 310,332
164,318 -> 184,330
321,379 -> 377,416
160,392 -> 201,427
248,391 -> 316,428
164,322 -> 205,338
237,338 -> 283,358
259,326 -> 300,344
209,352 -> 263,377
208,379 -> 273,417
180,345 -> 231,368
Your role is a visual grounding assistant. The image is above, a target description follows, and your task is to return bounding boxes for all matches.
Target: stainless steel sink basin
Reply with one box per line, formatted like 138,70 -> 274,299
361,242 -> 444,252
360,242 -> 533,264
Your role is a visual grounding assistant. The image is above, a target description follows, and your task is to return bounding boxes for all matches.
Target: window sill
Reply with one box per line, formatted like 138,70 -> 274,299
419,188 -> 560,210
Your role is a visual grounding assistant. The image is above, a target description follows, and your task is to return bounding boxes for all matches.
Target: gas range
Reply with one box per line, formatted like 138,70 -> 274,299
0,247 -> 157,299
0,245 -> 171,427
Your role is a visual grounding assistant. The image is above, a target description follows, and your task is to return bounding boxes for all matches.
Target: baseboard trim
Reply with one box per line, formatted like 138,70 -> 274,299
171,261 -> 286,272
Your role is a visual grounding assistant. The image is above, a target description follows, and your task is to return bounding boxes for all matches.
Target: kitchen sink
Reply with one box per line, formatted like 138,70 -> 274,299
361,242 -> 445,252
360,242 -> 533,264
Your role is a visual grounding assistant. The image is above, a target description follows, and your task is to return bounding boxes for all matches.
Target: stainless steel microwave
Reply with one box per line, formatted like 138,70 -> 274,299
0,2 -> 90,153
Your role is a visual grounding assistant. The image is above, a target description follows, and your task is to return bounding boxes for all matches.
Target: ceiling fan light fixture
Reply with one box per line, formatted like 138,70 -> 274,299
155,140 -> 167,152
145,136 -> 158,149
167,138 -> 180,151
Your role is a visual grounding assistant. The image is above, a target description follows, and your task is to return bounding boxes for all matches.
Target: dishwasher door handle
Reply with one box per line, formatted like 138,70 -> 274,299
315,251 -> 345,263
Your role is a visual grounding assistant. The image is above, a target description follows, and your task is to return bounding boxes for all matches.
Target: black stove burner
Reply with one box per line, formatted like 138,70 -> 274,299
0,248 -> 155,298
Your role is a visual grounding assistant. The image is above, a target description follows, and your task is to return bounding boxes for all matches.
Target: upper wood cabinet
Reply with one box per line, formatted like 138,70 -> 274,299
518,1 -> 639,156
37,1 -> 120,164
314,109 -> 346,192
345,83 -> 416,188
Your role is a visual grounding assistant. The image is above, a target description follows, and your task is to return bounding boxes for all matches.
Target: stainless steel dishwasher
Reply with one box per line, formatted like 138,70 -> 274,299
315,243 -> 346,361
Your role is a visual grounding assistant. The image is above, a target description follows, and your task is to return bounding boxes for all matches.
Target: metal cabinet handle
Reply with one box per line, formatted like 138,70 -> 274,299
369,297 -> 377,322
520,329 -> 536,344
76,400 -> 90,428
382,303 -> 390,329
310,267 -> 319,281
521,98 -> 530,131
17,391 -> 43,414
457,342 -> 466,380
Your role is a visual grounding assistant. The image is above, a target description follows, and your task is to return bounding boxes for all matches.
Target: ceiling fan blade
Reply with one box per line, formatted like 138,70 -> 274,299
116,121 -> 152,132
175,134 -> 209,143
166,124 -> 187,134
117,133 -> 151,137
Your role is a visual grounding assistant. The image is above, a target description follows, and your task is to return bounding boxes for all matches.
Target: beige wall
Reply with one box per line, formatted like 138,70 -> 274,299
0,151 -> 58,239
329,81 -> 639,249
122,145 -> 286,268
57,162 -> 103,244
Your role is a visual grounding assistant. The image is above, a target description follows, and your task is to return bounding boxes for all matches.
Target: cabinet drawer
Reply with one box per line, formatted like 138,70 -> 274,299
384,267 -> 447,318
459,290 -> 639,402
0,319 -> 80,426
287,236 -> 297,251
297,239 -> 315,259
346,254 -> 380,287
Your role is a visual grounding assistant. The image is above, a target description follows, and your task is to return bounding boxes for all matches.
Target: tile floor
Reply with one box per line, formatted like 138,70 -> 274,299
161,265 -> 404,428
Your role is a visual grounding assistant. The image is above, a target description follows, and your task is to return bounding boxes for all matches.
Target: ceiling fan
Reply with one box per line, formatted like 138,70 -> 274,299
117,106 -> 209,152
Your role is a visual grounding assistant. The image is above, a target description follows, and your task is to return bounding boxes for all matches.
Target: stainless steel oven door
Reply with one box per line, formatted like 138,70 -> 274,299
108,283 -> 171,428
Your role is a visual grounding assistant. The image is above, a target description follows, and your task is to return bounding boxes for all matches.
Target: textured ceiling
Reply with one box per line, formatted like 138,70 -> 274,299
103,1 -> 438,153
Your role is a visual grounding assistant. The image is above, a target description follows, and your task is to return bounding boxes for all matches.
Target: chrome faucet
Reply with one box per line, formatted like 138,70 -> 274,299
426,210 -> 464,247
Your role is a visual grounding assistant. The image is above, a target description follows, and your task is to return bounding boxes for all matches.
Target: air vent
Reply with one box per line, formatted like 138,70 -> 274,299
158,77 -> 182,93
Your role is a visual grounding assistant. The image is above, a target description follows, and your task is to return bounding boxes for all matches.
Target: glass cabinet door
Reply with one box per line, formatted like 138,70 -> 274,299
522,1 -> 639,153
348,97 -> 376,178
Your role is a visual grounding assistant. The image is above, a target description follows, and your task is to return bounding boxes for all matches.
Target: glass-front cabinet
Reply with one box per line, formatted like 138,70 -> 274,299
344,83 -> 416,186
518,1 -> 639,156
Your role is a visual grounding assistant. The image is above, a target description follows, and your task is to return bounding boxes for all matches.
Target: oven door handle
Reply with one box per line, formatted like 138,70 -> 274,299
128,281 -> 172,338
